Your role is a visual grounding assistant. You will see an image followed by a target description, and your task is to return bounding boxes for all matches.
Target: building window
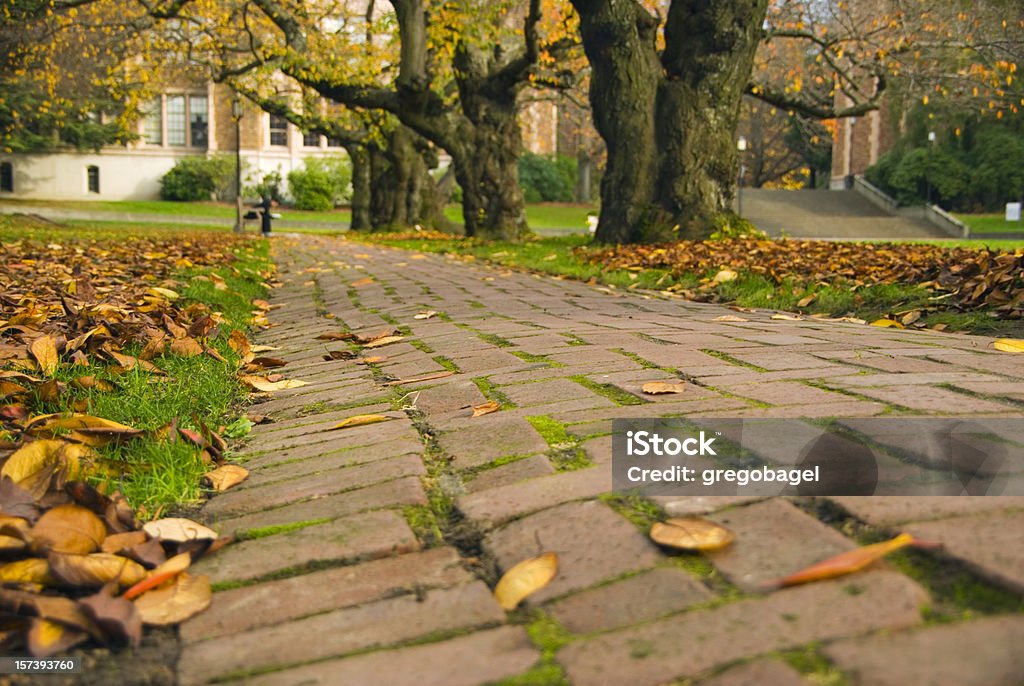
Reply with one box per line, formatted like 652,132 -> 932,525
269,115 -> 288,146
326,137 -> 343,148
166,95 -> 186,146
143,100 -> 162,145
302,131 -> 321,147
189,95 -> 208,148
86,165 -> 100,194
0,162 -> 12,192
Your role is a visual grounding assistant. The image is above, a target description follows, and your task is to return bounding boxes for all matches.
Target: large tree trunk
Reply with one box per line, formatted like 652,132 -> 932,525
452,48 -> 531,241
573,0 -> 768,243
346,143 -> 372,231
368,125 -> 447,230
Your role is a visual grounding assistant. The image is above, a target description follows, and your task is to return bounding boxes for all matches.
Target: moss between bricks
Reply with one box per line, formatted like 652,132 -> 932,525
236,518 -> 333,541
478,332 -> 515,347
432,355 -> 461,372
510,350 -> 565,368
570,375 -> 645,406
700,348 -> 768,372
490,613 -> 572,686
473,377 -> 516,408
775,644 -> 851,686
527,416 -> 591,471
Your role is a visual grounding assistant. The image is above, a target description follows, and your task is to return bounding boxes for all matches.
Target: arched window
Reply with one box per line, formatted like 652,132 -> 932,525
86,165 -> 100,194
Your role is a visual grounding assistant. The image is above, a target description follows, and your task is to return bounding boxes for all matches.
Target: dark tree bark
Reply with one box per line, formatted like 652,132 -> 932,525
346,142 -> 372,231
572,0 -> 769,243
368,125 -> 447,230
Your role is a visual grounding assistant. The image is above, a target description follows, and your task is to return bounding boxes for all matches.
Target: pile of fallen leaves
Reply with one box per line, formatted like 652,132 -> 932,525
0,233 -> 268,655
0,444 -> 226,655
580,239 -> 1024,319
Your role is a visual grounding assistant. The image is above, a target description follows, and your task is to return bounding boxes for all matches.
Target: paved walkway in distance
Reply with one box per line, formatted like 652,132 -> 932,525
179,236 -> 1024,686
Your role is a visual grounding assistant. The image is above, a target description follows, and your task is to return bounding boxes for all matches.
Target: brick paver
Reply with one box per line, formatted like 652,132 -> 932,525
174,236 -> 1024,685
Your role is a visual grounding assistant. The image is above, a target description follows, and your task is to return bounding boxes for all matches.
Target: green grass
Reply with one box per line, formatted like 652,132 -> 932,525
955,213 -> 1024,234
443,203 -> 597,231
1,197 -> 352,224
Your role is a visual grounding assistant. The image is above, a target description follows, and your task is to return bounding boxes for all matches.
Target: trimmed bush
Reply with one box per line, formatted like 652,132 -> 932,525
159,155 -> 234,201
518,153 -> 577,202
287,156 -> 352,210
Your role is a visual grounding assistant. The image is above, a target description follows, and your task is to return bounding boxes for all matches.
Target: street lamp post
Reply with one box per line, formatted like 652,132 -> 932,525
232,99 -> 244,233
736,136 -> 748,216
926,130 -> 936,207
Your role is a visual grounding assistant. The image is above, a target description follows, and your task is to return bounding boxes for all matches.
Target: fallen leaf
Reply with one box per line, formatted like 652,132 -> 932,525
30,335 -> 60,376
30,504 -> 107,555
763,533 -> 916,589
357,356 -> 388,364
493,552 -> 558,610
329,414 -> 394,431
142,518 -> 217,543
238,375 -> 309,392
314,332 -> 357,341
711,269 -> 738,284
101,531 -> 149,554
350,277 -> 375,287
472,400 -> 501,417
362,335 -> 405,349
27,617 -> 88,657
993,339 -> 1024,353
249,356 -> 287,369
80,583 -> 142,648
901,310 -> 922,326
870,318 -> 904,329
0,558 -> 56,585
649,518 -> 735,551
641,381 -> 687,395
413,310 -> 438,320
714,315 -> 748,322
122,552 -> 191,600
202,465 -> 249,492
48,552 -> 147,589
169,337 -> 204,357
133,573 -> 212,625
323,350 -> 355,361
770,313 -> 803,321
797,293 -> 817,308
0,439 -> 65,498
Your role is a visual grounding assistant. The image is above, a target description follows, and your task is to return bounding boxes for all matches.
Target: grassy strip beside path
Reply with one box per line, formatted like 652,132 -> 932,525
353,232 -> 1024,337
1,217 -> 271,514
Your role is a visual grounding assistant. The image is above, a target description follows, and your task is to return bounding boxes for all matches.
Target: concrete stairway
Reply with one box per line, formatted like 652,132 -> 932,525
741,189 -> 944,239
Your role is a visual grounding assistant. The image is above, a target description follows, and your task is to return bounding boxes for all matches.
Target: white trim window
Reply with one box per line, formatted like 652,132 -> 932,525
269,115 -> 289,147
143,94 -> 209,149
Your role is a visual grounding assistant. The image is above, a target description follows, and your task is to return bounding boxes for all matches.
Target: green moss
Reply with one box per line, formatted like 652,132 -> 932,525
404,504 -> 445,548
563,333 -> 589,347
479,332 -> 514,347
700,349 -> 767,372
473,377 -> 516,408
408,338 -> 435,354
570,375 -> 644,406
613,348 -> 660,370
527,416 -> 591,471
600,493 -> 664,531
510,350 -> 564,367
432,355 -> 461,372
239,518 -> 332,541
776,645 -> 850,686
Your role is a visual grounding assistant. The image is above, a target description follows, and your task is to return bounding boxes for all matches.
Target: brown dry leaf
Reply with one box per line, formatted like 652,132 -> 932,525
901,310 -> 922,326
29,335 -> 60,376
133,572 -> 212,625
329,414 -> 394,431
641,381 -> 687,395
314,332 -> 357,341
323,350 -> 355,361
350,277 -> 375,288
30,504 -> 107,555
227,330 -> 252,360
493,552 -> 558,610
27,414 -> 140,440
870,318 -> 904,329
382,370 -> 456,386
0,535 -> 27,554
249,356 -> 287,369
362,335 -> 405,349
101,531 -> 148,554
202,464 -> 249,492
142,518 -> 217,543
713,315 -> 748,322
73,376 -> 117,392
770,313 -> 803,321
472,400 -> 501,418
413,310 -> 438,320
993,339 -> 1024,353
48,552 -> 147,589
27,617 -> 89,657
649,518 -> 735,551
250,345 -> 281,353
358,355 -> 388,364
763,533 -> 916,589
169,337 -> 204,357
80,583 -> 142,648
797,293 -> 817,308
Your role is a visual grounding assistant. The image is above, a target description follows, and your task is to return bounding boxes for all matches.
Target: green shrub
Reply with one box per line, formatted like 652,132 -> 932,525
287,156 -> 352,210
246,169 -> 284,204
159,154 -> 234,201
518,153 -> 577,202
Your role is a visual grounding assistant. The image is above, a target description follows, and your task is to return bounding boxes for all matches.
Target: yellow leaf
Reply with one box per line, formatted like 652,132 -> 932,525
30,335 -> 59,376
169,337 -> 204,357
350,277 -> 375,287
771,313 -> 803,321
649,518 -> 735,551
714,315 -> 748,322
472,400 -> 501,417
49,552 -> 147,588
870,319 -> 904,329
142,518 -> 217,543
329,414 -> 394,431
493,552 -> 558,610
202,464 -> 249,492
0,439 -> 65,497
0,558 -> 56,585
993,339 -> 1024,353
711,269 -> 738,284
27,618 -> 88,657
413,310 -> 438,320
133,573 -> 212,625
641,381 -> 687,395
766,533 -> 916,588
146,287 -> 181,301
362,335 -> 405,349
238,375 -> 309,392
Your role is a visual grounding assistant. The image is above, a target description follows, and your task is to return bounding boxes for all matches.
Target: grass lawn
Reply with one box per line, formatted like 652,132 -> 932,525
954,213 -> 1024,234
0,216 -> 271,513
443,202 -> 598,231
353,233 -> 1024,337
